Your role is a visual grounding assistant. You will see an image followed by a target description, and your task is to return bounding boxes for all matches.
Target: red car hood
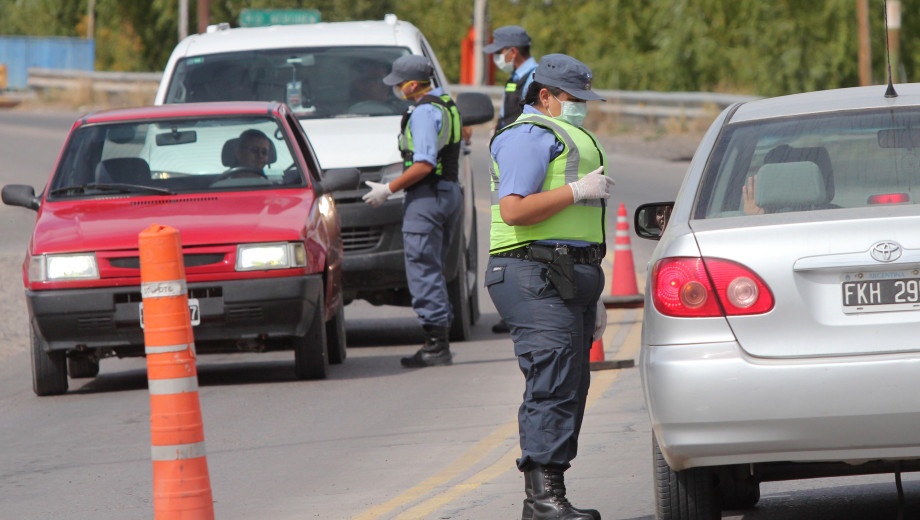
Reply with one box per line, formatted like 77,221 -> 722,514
31,191 -> 314,254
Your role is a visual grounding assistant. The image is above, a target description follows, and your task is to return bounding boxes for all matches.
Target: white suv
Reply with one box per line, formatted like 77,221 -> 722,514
155,15 -> 493,340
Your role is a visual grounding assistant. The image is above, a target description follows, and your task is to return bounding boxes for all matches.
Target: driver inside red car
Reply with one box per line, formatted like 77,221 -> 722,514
235,129 -> 272,172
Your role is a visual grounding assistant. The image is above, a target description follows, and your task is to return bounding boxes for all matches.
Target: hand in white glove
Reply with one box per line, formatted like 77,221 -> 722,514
593,299 -> 607,341
362,181 -> 392,207
568,166 -> 615,203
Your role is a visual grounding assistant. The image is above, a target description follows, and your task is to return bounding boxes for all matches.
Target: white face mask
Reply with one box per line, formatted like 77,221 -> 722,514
493,51 -> 514,74
552,95 -> 588,127
392,84 -> 407,100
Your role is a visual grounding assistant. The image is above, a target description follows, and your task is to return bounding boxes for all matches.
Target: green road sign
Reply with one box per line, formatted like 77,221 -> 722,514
239,9 -> 321,27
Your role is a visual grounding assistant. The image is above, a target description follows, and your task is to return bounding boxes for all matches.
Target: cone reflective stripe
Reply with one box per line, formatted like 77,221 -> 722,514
602,203 -> 644,309
139,224 -> 214,520
148,375 -> 198,395
146,343 -> 195,355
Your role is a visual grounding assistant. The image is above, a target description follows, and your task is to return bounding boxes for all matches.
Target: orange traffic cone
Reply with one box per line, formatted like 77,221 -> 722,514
139,224 -> 214,520
588,312 -> 635,371
590,338 -> 605,363
602,203 -> 644,309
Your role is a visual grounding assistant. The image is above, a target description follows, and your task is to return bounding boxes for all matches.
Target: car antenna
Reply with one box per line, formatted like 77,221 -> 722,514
883,0 -> 898,98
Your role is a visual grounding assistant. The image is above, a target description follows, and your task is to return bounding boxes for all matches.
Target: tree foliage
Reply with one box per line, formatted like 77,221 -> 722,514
0,0 -> 917,96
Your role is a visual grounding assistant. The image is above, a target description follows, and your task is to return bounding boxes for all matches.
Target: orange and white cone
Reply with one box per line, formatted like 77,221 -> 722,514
603,203 -> 644,309
139,224 -> 214,520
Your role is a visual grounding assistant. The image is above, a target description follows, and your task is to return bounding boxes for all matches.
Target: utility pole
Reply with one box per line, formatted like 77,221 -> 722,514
198,0 -> 211,35
857,0 -> 871,86
86,0 -> 95,40
179,0 -> 188,41
887,0 -> 902,82
473,0 -> 487,85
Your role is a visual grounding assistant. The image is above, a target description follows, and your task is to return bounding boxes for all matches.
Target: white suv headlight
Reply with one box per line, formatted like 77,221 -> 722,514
236,242 -> 307,271
30,253 -> 99,282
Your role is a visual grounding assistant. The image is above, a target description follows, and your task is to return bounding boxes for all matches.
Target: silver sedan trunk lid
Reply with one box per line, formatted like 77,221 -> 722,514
691,209 -> 920,358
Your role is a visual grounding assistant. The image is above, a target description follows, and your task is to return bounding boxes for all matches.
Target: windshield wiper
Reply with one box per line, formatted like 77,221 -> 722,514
50,183 -> 175,196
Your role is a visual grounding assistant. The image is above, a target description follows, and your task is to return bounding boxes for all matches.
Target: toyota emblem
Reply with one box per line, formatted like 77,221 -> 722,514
870,240 -> 902,262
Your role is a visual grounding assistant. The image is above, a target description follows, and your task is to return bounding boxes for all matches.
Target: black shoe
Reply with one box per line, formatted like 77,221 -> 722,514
400,348 -> 452,367
523,501 -> 600,520
572,506 -> 601,520
401,326 -> 452,368
492,319 -> 510,334
522,465 -> 597,520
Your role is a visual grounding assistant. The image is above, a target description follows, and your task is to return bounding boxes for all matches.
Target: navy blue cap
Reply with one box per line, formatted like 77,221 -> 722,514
382,55 -> 433,86
483,25 -> 531,54
533,53 -> 605,101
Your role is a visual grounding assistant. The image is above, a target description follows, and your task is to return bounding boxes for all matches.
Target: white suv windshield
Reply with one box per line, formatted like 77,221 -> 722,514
164,46 -> 413,118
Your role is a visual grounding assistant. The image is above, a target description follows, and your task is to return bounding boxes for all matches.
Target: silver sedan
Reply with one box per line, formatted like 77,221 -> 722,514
634,83 -> 920,519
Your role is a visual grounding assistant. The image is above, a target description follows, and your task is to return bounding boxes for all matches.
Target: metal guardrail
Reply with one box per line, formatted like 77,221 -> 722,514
451,83 -> 760,120
27,68 -> 161,94
25,68 -> 761,121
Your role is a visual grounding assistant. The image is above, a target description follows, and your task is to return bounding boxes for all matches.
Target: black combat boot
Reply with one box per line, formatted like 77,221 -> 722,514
523,465 -> 598,520
400,325 -> 452,368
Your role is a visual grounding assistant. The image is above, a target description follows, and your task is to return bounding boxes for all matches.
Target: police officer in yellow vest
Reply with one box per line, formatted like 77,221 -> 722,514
363,55 -> 463,368
486,54 -> 613,520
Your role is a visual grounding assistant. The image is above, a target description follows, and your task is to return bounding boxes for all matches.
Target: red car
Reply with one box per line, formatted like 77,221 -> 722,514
2,102 -> 352,395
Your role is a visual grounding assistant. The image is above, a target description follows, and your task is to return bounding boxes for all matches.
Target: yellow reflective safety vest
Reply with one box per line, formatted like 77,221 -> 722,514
489,114 -> 608,253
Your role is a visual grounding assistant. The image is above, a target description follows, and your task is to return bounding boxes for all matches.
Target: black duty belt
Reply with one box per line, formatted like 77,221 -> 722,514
490,243 -> 606,265
405,175 -> 458,192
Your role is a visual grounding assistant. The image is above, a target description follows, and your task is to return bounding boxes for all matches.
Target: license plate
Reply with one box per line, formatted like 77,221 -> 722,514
842,276 -> 920,314
139,298 -> 200,328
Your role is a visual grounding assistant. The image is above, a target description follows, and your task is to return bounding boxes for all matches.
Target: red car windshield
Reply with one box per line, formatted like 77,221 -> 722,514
49,115 -> 306,199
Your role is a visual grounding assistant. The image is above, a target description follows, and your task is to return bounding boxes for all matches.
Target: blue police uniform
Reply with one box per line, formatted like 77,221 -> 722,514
488,104 -> 605,469
485,53 -> 609,520
401,87 -> 463,331
370,55 -> 464,368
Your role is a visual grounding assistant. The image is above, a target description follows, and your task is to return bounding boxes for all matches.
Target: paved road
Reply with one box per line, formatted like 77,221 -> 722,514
2,109 -> 918,519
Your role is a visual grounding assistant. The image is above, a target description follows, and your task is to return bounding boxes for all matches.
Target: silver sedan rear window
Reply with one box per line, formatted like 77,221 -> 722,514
695,108 -> 920,218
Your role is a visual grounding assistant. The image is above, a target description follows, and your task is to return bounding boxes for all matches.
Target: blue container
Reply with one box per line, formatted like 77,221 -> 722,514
0,36 -> 95,90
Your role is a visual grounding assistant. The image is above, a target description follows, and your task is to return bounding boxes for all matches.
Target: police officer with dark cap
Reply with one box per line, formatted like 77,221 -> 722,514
485,53 -> 613,520
484,25 -> 539,131
363,54 -> 463,368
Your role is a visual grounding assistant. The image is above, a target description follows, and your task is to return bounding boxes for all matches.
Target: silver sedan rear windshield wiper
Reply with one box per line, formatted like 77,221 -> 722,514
50,183 -> 175,196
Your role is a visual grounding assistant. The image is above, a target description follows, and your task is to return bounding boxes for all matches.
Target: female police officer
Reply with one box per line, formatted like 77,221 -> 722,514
486,54 -> 613,520
363,55 -> 463,368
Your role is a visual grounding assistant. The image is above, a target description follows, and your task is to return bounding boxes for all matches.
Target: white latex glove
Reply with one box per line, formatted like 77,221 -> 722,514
593,299 -> 607,341
362,180 -> 392,207
569,166 -> 615,203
